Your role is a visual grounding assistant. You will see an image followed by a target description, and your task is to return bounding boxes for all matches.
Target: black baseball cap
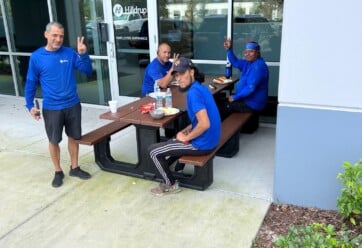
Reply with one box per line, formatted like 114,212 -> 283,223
172,57 -> 195,75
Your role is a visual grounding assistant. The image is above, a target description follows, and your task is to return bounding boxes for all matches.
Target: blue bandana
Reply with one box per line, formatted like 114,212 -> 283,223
245,42 -> 260,51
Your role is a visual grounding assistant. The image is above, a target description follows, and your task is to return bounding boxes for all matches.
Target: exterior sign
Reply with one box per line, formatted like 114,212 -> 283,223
113,4 -> 147,17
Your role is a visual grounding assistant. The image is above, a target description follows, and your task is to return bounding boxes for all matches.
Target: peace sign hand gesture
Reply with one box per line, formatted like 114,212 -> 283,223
77,36 -> 87,55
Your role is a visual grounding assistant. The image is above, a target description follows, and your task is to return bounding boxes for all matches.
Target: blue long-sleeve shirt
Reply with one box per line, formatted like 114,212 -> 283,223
227,49 -> 269,111
25,46 -> 92,111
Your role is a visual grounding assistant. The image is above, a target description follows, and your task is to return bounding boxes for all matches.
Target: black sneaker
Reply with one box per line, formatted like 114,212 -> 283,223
52,171 -> 64,188
69,166 -> 91,180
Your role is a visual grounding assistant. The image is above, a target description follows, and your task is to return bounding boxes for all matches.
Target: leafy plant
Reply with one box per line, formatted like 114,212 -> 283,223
274,223 -> 362,248
337,159 -> 362,226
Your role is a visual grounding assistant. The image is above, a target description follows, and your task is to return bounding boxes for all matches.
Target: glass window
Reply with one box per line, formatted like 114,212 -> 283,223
14,55 -> 29,96
57,1 -> 110,104
232,1 -> 283,62
159,18 -> 194,58
159,1 -> 228,60
0,4 -> 13,95
194,13 -> 227,60
0,14 -> 8,52
9,0 -> 49,53
78,59 -> 111,105
158,0 -> 283,62
0,55 -> 15,95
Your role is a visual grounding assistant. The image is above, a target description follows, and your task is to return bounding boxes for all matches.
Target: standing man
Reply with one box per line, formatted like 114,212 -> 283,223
25,22 -> 93,188
148,57 -> 221,196
141,42 -> 179,95
219,39 -> 269,119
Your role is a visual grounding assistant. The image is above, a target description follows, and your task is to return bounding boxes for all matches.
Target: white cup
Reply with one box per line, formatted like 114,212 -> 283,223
108,100 -> 118,113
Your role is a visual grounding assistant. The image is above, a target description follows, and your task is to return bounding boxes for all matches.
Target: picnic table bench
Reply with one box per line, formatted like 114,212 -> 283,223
176,112 -> 253,190
75,121 -> 131,146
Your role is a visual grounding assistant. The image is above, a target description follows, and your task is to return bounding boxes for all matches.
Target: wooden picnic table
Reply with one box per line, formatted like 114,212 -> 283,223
93,76 -> 237,185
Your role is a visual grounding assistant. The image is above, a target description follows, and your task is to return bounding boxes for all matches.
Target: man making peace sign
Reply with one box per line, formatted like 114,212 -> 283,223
25,22 -> 93,188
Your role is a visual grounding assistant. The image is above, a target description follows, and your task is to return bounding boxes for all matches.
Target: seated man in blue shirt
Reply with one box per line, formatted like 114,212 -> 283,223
148,57 -> 221,196
141,42 -> 179,95
218,39 -> 269,120
142,42 -> 182,138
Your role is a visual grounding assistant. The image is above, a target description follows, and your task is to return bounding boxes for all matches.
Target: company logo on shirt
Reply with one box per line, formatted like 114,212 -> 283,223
59,59 -> 69,64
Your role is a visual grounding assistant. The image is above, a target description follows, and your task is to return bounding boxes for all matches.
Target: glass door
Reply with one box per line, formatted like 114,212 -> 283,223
108,0 -> 150,103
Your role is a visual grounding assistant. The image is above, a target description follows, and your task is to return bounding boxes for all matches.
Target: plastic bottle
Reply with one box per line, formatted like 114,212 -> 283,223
225,61 -> 232,79
155,87 -> 163,109
153,82 -> 158,94
165,88 -> 172,108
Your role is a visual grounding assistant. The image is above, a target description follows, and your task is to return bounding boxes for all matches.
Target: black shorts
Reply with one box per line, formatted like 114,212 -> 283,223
43,103 -> 81,144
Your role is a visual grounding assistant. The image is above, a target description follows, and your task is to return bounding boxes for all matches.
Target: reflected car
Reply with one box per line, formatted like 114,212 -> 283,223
113,12 -> 146,35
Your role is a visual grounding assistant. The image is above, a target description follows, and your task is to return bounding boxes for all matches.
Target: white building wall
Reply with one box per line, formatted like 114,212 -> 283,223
274,0 -> 362,209
279,0 -> 362,109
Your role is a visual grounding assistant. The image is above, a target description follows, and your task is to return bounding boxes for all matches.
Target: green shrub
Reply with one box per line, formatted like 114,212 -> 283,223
274,223 -> 362,248
337,159 -> 362,226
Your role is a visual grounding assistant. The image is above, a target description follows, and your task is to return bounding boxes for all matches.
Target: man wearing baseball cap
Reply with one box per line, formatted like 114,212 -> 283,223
148,57 -> 221,196
220,38 -> 269,119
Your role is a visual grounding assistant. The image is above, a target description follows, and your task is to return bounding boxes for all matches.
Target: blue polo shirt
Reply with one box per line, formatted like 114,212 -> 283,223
141,58 -> 172,95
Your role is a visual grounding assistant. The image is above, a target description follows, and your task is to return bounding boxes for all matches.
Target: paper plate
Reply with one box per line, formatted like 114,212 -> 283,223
159,107 -> 180,116
149,92 -> 166,99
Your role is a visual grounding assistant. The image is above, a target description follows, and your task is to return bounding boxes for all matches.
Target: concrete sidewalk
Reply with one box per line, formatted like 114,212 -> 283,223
0,95 -> 274,248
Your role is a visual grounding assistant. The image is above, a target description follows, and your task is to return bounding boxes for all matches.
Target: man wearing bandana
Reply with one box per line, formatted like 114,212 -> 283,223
148,57 -> 221,196
219,39 -> 269,120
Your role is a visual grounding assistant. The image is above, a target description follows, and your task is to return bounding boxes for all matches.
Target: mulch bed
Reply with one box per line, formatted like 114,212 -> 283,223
252,203 -> 361,248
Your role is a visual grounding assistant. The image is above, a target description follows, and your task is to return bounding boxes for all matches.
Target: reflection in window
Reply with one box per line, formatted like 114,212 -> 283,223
0,15 -> 7,51
158,0 -> 227,60
77,59 -> 111,105
159,18 -> 194,58
159,0 -> 282,61
194,14 -> 227,60
83,0 -> 106,56
0,55 -> 15,95
233,0 -> 283,61
232,6 -> 282,62
15,55 -> 29,95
